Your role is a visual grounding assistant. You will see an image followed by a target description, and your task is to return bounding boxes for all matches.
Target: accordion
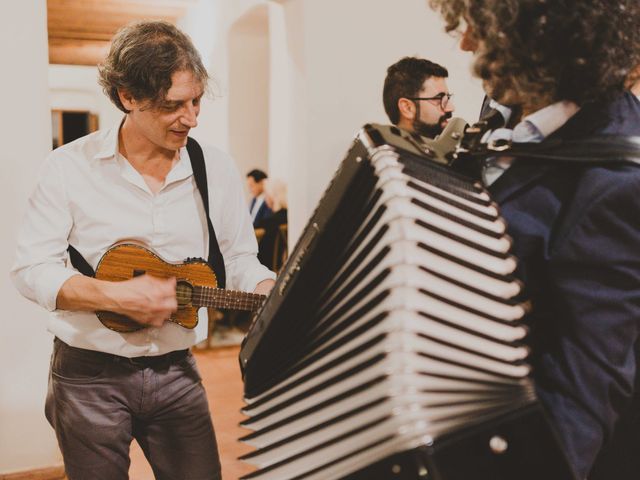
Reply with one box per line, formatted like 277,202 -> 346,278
238,124 -> 576,480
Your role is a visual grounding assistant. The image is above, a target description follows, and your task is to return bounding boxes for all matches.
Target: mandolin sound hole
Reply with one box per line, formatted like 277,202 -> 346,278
176,281 -> 194,308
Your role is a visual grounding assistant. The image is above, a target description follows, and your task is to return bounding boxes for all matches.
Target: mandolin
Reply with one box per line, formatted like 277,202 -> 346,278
94,243 -> 265,333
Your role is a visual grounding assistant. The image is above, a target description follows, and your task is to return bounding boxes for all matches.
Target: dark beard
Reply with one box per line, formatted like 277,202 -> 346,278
412,111 -> 452,138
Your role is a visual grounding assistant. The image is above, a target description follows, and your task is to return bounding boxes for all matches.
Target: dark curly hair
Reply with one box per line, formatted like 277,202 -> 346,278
247,169 -> 268,182
98,21 -> 208,113
429,0 -> 640,110
383,57 -> 449,124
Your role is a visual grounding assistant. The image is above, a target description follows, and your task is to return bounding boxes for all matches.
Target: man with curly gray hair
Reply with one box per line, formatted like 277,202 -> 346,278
428,1 -> 640,478
11,20 -> 275,479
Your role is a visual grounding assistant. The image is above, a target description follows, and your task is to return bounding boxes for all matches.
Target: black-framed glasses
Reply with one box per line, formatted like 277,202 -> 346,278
408,92 -> 454,110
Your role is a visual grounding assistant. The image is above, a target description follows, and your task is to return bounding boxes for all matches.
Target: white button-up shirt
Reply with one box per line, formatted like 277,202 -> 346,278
11,121 -> 275,357
249,194 -> 266,222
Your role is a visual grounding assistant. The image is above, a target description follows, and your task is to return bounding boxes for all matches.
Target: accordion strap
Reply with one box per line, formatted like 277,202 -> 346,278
462,135 -> 640,166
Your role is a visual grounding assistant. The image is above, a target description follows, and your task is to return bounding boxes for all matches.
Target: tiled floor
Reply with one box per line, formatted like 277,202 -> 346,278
129,346 -> 255,480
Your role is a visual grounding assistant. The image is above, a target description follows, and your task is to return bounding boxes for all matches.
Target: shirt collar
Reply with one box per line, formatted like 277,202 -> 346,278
94,117 -> 125,161
168,145 -> 193,183
515,101 -> 580,142
93,118 -> 193,178
488,99 -> 514,126
99,117 -> 193,189
482,100 -> 580,187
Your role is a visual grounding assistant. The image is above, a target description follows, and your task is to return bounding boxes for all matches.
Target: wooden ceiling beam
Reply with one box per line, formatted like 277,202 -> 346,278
48,0 -> 195,15
47,0 -> 195,65
48,39 -> 111,66
47,6 -> 187,24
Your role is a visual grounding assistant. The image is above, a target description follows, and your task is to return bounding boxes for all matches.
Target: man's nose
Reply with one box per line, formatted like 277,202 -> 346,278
445,100 -> 455,113
181,104 -> 198,128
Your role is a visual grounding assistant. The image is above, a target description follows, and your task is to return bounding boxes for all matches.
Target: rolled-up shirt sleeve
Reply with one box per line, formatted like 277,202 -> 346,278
210,148 -> 276,292
10,153 -> 78,311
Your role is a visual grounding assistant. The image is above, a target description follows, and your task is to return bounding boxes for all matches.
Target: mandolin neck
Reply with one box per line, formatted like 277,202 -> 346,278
192,286 -> 265,311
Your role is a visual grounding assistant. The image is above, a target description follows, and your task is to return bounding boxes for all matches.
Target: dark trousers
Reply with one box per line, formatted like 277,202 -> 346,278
46,338 -> 221,480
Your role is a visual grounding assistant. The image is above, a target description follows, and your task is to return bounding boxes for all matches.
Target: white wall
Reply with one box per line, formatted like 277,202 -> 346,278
274,0 -> 485,244
227,4 -> 270,177
180,0 -> 229,150
0,0 -> 62,473
49,65 -> 123,130
182,0 -> 270,202
180,0 -> 486,254
267,1 -> 307,210
185,0 -> 267,154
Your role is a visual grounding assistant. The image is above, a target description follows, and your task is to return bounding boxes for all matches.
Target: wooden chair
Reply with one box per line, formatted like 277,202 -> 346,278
273,224 -> 288,272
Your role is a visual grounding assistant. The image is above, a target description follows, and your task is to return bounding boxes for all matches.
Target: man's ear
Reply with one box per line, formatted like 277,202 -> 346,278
117,89 -> 136,111
397,98 -> 416,121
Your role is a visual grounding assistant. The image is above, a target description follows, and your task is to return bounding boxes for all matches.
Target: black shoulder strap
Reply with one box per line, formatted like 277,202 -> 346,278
461,135 -> 640,166
186,137 -> 226,288
68,244 -> 95,277
68,138 -> 227,288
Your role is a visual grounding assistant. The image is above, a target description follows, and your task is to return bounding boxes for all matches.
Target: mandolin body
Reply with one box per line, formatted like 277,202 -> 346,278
94,244 -> 217,333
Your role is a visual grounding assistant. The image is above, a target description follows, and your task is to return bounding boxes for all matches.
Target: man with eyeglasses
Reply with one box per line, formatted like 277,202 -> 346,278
383,56 -> 455,138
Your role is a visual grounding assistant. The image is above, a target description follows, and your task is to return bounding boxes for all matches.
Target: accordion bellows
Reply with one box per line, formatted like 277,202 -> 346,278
239,124 -> 576,480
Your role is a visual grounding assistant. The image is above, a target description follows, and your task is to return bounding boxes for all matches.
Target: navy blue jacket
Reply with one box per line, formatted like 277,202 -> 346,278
490,92 -> 640,478
251,199 -> 273,227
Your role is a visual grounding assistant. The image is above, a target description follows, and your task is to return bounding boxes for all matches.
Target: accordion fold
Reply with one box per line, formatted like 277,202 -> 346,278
239,124 -> 576,480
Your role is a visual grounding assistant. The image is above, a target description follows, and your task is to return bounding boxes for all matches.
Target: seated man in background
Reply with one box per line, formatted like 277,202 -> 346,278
255,178 -> 288,271
382,56 -> 455,137
246,168 -> 273,226
429,0 -> 640,478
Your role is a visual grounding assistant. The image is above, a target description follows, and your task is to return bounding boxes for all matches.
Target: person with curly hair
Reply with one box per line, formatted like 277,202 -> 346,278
383,56 -> 455,137
428,1 -> 640,478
